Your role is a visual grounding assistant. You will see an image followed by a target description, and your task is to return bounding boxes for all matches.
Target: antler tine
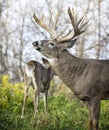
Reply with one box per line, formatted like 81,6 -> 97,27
33,13 -> 58,38
77,16 -> 89,31
79,19 -> 89,32
54,12 -> 59,30
77,15 -> 85,26
48,10 -> 52,27
58,26 -> 69,37
57,29 -> 73,43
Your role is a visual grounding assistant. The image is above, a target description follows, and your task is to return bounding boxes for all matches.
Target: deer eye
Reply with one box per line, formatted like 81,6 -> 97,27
48,42 -> 56,48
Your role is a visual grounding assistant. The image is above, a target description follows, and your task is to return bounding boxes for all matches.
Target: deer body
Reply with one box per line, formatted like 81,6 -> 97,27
49,50 -> 109,101
21,60 -> 54,118
32,7 -> 108,130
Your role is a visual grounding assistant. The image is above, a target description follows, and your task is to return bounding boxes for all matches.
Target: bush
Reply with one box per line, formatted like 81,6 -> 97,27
0,75 -> 24,111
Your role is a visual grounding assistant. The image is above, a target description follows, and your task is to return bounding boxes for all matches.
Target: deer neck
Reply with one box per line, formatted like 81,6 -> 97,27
48,50 -> 87,90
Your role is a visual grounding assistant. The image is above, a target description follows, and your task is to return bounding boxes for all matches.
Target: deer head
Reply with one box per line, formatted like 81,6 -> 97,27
32,7 -> 88,60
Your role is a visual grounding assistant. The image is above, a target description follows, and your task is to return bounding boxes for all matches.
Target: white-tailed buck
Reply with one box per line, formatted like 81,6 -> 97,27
21,60 -> 54,118
32,7 -> 109,130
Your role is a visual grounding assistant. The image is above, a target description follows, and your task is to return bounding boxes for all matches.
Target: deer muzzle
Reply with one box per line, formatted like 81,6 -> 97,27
32,41 -> 41,50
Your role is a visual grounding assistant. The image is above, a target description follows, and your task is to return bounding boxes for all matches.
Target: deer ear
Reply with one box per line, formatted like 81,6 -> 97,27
42,58 -> 50,69
63,38 -> 77,49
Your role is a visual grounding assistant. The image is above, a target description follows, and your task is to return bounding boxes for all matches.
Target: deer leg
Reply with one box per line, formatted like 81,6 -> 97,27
21,85 -> 29,118
92,100 -> 100,130
32,76 -> 39,115
88,102 -> 93,130
34,88 -> 39,115
88,99 -> 100,130
43,90 -> 48,114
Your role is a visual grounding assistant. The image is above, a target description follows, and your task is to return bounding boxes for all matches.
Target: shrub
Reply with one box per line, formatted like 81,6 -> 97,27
0,75 -> 24,111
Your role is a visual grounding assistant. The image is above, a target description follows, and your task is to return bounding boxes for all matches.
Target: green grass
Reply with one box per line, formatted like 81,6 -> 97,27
0,95 -> 109,130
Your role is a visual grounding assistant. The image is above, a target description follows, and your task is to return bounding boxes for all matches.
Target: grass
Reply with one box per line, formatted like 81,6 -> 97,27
0,95 -> 109,130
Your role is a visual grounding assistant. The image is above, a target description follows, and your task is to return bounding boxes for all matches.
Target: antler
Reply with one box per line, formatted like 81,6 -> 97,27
58,7 -> 88,43
33,13 -> 58,38
33,7 -> 88,43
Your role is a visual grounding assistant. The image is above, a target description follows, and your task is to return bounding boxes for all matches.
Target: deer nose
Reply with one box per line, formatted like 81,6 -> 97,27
32,41 -> 41,50
32,41 -> 39,47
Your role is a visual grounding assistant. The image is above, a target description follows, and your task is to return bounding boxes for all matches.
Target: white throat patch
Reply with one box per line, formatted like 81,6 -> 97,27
47,57 -> 57,66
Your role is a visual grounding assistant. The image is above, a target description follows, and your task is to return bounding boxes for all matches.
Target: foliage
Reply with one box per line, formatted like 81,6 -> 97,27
0,75 -> 109,130
0,75 -> 24,110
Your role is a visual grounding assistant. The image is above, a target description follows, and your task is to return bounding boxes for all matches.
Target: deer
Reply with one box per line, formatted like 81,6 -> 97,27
32,7 -> 109,130
21,60 -> 54,118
